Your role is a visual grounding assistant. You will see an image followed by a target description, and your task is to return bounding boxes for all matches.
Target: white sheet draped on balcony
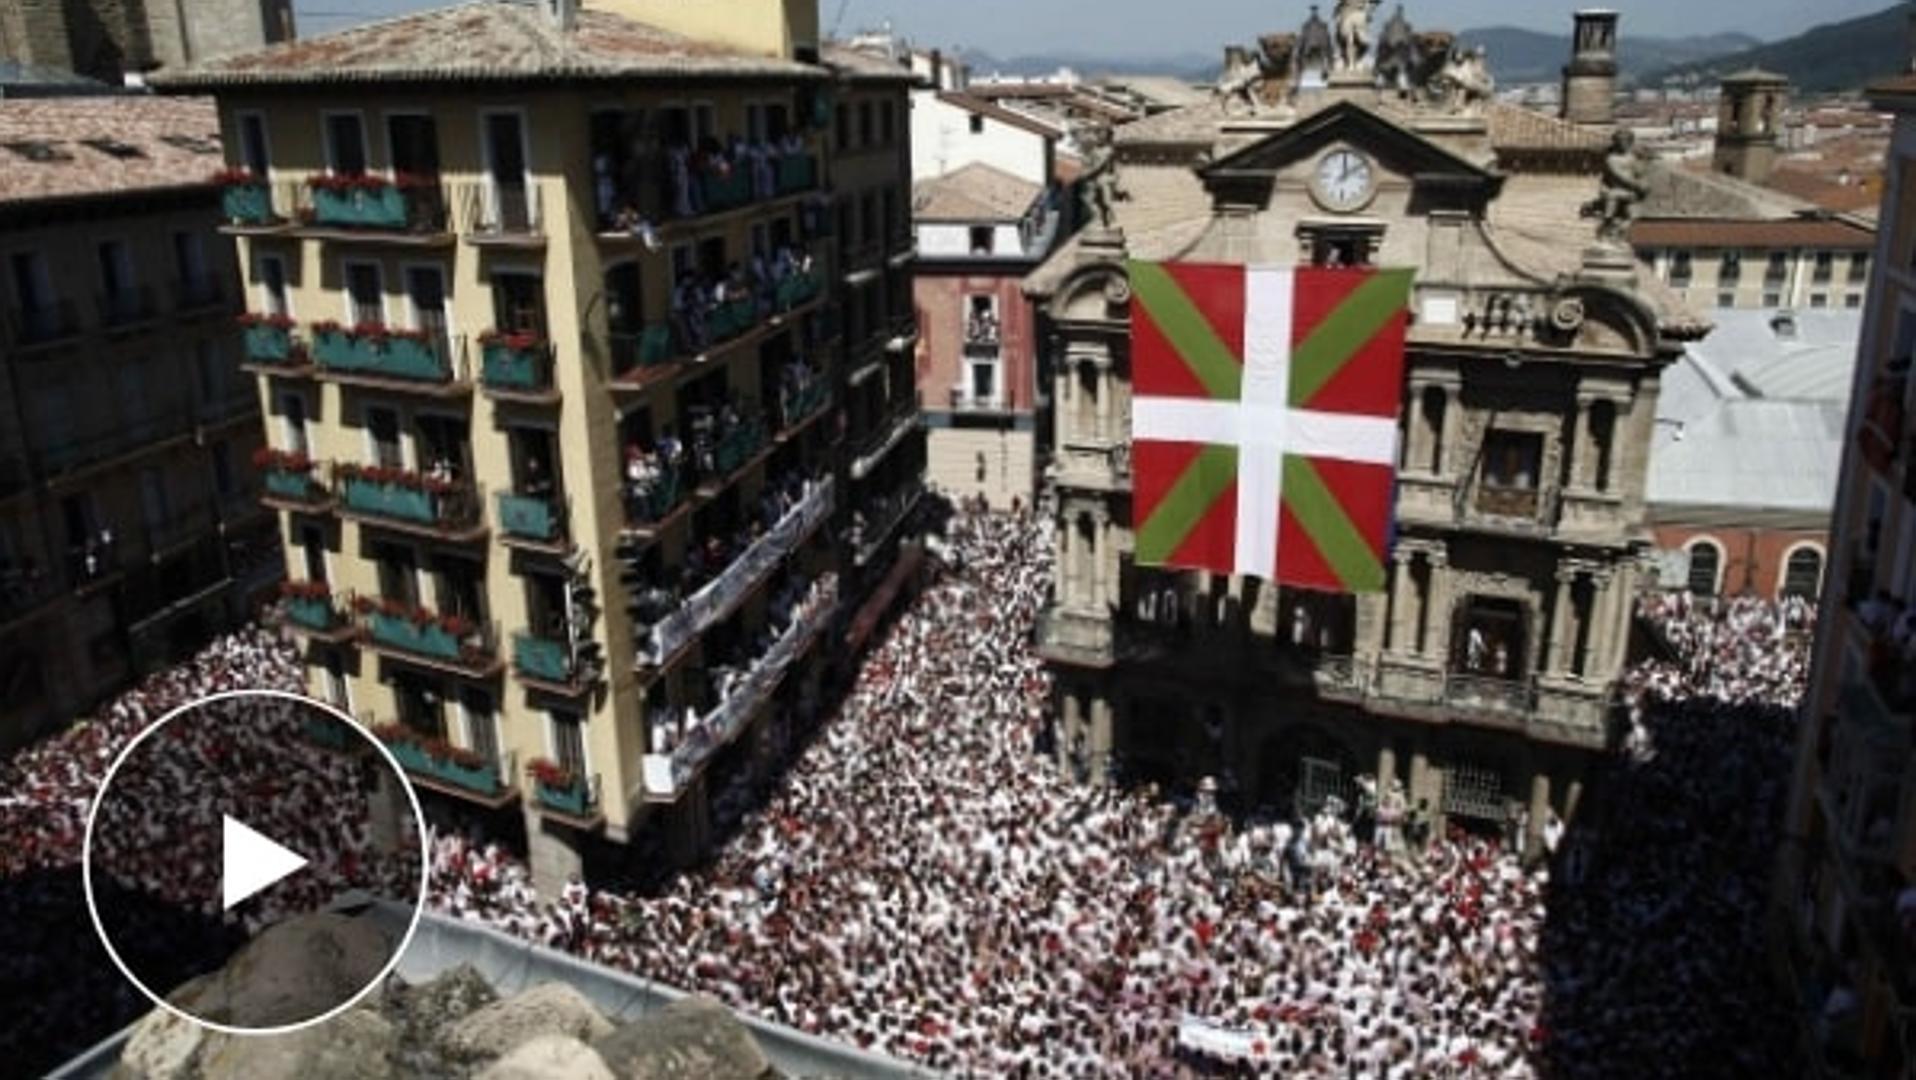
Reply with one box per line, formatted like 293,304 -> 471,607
638,477 -> 835,666
642,577 -> 837,799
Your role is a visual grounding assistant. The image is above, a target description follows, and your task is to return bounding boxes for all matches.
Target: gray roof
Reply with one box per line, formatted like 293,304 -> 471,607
149,0 -> 823,89
1648,306 -> 1860,518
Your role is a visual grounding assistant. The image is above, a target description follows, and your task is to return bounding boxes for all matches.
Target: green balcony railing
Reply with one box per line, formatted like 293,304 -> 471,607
712,419 -> 769,476
263,469 -> 322,502
340,475 -> 437,524
774,271 -> 822,313
366,610 -> 461,660
639,324 -> 676,366
698,169 -> 754,213
480,340 -> 550,393
706,296 -> 760,344
496,491 -> 561,542
625,467 -> 684,528
243,323 -> 295,364
781,380 -> 831,430
286,595 -> 341,632
514,633 -> 571,683
312,329 -> 452,382
311,183 -> 409,229
222,183 -> 274,225
384,737 -> 502,797
535,772 -> 595,816
776,153 -> 817,195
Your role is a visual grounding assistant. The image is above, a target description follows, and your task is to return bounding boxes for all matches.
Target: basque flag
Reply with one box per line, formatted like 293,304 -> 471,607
1128,261 -> 1412,593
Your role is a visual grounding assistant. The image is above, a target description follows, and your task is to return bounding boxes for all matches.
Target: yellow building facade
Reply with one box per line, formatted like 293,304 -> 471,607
158,0 -> 919,884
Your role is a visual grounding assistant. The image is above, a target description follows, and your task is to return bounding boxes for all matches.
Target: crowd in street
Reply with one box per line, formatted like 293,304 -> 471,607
0,508 -> 1816,1077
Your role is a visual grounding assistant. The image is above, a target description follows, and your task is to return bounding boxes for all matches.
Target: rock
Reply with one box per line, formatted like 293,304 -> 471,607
115,997 -> 209,1080
173,912 -> 395,1030
195,1007 -> 395,1080
438,982 -> 615,1063
476,1035 -> 616,1080
384,963 -> 498,1042
593,996 -> 773,1080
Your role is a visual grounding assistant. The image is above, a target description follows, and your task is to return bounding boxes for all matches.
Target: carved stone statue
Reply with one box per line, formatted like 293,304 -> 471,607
1297,6 -> 1334,76
1216,44 -> 1265,116
1581,128 -> 1649,246
1408,31 -> 1455,101
1333,0 -> 1379,73
1372,5 -> 1417,90
1081,127 -> 1128,231
1434,45 -> 1493,113
1257,32 -> 1299,91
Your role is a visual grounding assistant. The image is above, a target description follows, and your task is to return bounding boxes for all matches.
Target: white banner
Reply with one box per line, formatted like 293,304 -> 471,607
1176,1015 -> 1273,1064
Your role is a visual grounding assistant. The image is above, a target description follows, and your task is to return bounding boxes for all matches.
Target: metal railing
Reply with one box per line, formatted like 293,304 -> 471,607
1443,672 -> 1537,714
361,604 -> 500,669
312,327 -> 468,385
337,470 -> 485,535
454,177 -> 547,240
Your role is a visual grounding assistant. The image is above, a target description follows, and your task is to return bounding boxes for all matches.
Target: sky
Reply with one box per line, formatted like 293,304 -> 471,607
294,0 -> 1902,59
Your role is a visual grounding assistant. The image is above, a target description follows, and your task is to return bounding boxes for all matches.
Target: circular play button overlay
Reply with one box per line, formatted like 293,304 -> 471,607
82,690 -> 427,1033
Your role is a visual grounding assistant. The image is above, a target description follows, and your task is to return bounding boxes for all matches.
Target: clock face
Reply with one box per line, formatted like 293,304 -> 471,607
1314,149 -> 1375,212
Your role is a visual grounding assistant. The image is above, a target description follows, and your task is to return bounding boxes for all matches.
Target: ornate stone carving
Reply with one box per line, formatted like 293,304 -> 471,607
1433,45 -> 1493,113
1080,127 -> 1129,231
1373,5 -> 1418,90
1216,45 -> 1265,116
1549,296 -> 1587,335
1408,31 -> 1455,101
1581,129 -> 1649,247
1257,32 -> 1299,93
1297,6 -> 1335,75
1332,0 -> 1378,73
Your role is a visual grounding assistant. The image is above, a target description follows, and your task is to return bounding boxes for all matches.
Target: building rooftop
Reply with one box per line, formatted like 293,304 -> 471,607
1649,307 -> 1860,517
148,0 -> 823,89
1642,160 -> 1817,219
820,43 -> 919,83
1628,215 -> 1876,250
934,91 -> 1063,138
913,161 -> 1043,222
0,95 -> 221,205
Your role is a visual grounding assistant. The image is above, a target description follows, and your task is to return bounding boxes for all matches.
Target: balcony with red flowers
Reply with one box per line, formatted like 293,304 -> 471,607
254,448 -> 332,514
309,320 -> 468,396
371,722 -> 517,808
478,328 -> 559,405
294,172 -> 450,245
238,312 -> 308,375
277,580 -> 356,643
525,756 -> 602,829
355,596 -> 502,679
333,461 -> 486,543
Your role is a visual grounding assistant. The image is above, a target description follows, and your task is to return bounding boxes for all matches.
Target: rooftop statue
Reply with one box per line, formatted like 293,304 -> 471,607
1582,128 -> 1649,246
1373,5 -> 1418,91
1333,0 -> 1380,73
1297,6 -> 1335,76
1216,45 -> 1266,116
1434,45 -> 1493,114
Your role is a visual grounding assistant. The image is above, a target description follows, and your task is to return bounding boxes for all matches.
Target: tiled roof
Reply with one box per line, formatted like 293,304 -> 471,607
1628,216 -> 1876,249
1481,103 -> 1609,153
912,162 -> 1042,221
1641,160 -> 1815,220
819,43 -> 918,82
1763,168 -> 1884,215
935,92 -> 1061,138
0,95 -> 222,205
149,1 -> 820,89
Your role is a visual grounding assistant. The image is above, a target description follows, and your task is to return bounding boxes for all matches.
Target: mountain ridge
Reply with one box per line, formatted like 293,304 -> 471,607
1641,3 -> 1913,92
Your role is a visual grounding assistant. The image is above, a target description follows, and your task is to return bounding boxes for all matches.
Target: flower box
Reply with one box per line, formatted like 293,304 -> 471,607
706,297 -> 759,343
263,469 -> 320,502
497,492 -> 559,541
481,339 -> 546,391
367,609 -> 461,660
774,270 -> 821,313
627,468 -> 684,526
713,420 -> 767,475
311,183 -> 408,229
699,168 -> 753,213
341,475 -> 437,524
222,183 -> 274,225
384,737 -> 500,796
639,324 -> 676,367
535,774 -> 592,816
243,322 -> 294,363
782,380 -> 830,428
514,633 -> 571,683
286,595 -> 338,631
304,716 -> 352,750
312,326 -> 447,381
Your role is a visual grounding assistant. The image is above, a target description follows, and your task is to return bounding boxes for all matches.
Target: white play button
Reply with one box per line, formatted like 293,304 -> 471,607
222,813 -> 310,911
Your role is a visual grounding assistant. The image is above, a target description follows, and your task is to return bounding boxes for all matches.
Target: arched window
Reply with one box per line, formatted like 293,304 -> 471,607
1686,540 -> 1722,596
1781,546 -> 1824,600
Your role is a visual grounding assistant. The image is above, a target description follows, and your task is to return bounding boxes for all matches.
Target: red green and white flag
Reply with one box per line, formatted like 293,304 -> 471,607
1129,261 -> 1412,593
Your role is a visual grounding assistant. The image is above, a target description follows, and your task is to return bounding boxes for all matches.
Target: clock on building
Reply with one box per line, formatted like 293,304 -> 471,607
1311,148 -> 1376,213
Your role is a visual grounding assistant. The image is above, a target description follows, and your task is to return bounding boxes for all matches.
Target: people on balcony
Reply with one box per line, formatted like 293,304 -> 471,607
662,133 -> 813,222
966,309 -> 1001,344
623,430 -> 686,524
666,245 -> 816,357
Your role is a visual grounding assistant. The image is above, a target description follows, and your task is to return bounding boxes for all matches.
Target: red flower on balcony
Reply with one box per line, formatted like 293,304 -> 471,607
306,172 -> 393,194
252,447 -> 314,473
236,311 -> 297,329
371,721 -> 416,746
479,328 -> 543,352
392,170 -> 439,191
210,167 -> 261,186
278,580 -> 330,601
526,757 -> 575,790
310,319 -> 345,336
439,612 -> 474,638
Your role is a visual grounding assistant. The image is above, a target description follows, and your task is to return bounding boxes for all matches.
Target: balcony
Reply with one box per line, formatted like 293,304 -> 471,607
335,467 -> 486,542
637,476 -> 834,668
851,402 -> 921,481
964,316 -> 1001,348
97,286 -> 159,330
376,724 -> 516,807
257,453 -> 332,513
279,584 -> 356,643
300,176 -> 450,243
528,760 -> 602,827
455,178 -> 548,248
37,410 -> 194,477
6,299 -> 80,350
1443,672 -> 1539,717
773,269 -> 824,313
852,479 -> 925,568
950,387 -> 1008,413
641,574 -> 837,802
239,317 -> 305,372
218,178 -> 276,226
478,334 -> 558,404
1823,683 -> 1913,866
778,376 -> 832,436
622,460 -> 690,537
512,632 -> 593,696
359,600 -> 503,678
1474,483 -> 1541,520
609,262 -> 824,391
777,153 -> 817,195
311,324 -> 468,395
698,415 -> 771,494
496,491 -> 569,553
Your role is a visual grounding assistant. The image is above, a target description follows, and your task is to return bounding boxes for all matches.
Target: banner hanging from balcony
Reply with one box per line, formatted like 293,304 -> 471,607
1128,262 -> 1411,593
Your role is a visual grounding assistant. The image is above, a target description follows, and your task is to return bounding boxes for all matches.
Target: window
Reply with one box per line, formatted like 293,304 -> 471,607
257,253 -> 289,316
1765,250 -> 1787,282
481,111 -> 530,229
1812,250 -> 1834,283
692,104 -> 716,147
968,353 -> 999,407
880,99 -> 895,144
323,655 -> 351,711
1718,250 -> 1742,285
604,261 -> 643,338
966,294 -> 1000,345
463,690 -> 499,766
387,113 -> 440,178
858,101 -> 874,146
1686,540 -> 1721,596
405,265 -> 448,353
139,467 -> 169,536
324,112 -> 368,175
746,102 -> 768,143
968,113 -> 985,135
173,230 -> 208,291
1453,595 -> 1527,679
367,406 -> 402,468
1763,292 -> 1781,308
1850,253 -> 1871,284
97,240 -> 135,301
343,261 -> 383,325
9,249 -> 53,313
1811,293 -> 1828,309
237,113 -> 270,175
550,710 -> 586,777
1477,429 -> 1543,517
1308,229 -> 1375,267
1781,546 -> 1824,599
375,540 -> 417,605
280,391 -> 308,455
211,442 -> 233,498
491,271 -> 546,336
969,225 -> 995,255
883,188 -> 898,244
860,192 -> 877,245
836,104 -> 850,151
394,674 -> 442,738
1847,294 -> 1863,309
300,523 -> 327,583
1718,292 -> 1736,309
1669,250 -> 1693,286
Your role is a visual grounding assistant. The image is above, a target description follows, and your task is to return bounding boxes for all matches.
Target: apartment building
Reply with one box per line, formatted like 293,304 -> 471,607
156,0 -> 919,885
0,94 -> 271,750
1772,74 -> 1916,1080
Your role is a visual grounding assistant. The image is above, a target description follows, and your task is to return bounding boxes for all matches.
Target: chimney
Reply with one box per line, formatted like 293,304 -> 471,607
1561,10 -> 1619,126
1713,68 -> 1789,185
931,48 -> 944,89
546,0 -> 578,31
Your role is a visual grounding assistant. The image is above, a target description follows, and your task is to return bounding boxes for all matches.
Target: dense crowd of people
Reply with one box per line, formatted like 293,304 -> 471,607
0,505 -> 1819,1077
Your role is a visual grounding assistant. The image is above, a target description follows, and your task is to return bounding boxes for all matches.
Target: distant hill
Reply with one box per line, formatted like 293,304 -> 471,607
1642,2 -> 1911,92
958,49 -> 1219,83
1457,27 -> 1761,86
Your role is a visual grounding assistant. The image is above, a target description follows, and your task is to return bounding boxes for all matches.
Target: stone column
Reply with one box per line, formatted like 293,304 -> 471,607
1527,772 -> 1552,860
1548,566 -> 1576,676
1436,385 -> 1458,479
1060,512 -> 1079,608
1569,398 -> 1594,490
1378,746 -> 1398,790
1404,380 -> 1429,471
1386,547 -> 1412,654
1603,563 -> 1635,675
1587,568 -> 1621,679
1425,548 -> 1453,664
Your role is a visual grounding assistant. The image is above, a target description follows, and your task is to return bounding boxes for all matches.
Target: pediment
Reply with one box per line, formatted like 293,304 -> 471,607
1200,100 -> 1500,201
